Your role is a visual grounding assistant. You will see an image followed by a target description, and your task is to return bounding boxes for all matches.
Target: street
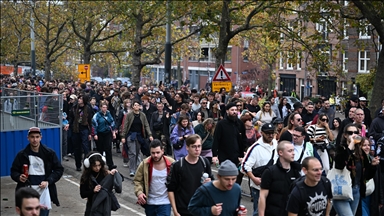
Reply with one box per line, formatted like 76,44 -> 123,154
1,151 -> 253,216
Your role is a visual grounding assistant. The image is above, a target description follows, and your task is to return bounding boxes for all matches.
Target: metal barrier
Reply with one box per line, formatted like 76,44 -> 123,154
0,87 -> 63,176
0,87 -> 63,131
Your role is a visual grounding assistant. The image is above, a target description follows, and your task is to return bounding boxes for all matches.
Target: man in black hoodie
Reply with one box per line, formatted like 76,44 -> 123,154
212,102 -> 247,168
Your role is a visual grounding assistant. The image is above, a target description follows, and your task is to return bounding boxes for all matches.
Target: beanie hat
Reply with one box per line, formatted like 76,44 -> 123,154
226,102 -> 237,110
218,160 -> 238,176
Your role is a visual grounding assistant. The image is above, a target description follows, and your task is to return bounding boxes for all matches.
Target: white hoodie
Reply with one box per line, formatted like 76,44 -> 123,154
241,137 -> 278,190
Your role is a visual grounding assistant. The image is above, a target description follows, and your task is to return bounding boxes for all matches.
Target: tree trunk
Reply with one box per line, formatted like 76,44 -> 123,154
370,48 -> 384,116
214,0 -> 231,70
44,59 -> 52,81
268,63 -> 273,97
131,12 -> 144,87
83,22 -> 92,64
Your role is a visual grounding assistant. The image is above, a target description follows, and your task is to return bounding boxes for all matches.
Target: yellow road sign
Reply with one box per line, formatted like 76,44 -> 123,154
212,81 -> 232,92
78,64 -> 90,83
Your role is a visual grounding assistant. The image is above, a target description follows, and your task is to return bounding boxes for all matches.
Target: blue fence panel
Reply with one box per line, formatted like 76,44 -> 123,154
0,128 -> 61,177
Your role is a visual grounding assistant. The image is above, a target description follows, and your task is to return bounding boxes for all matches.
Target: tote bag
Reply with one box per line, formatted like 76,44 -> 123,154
327,164 -> 353,200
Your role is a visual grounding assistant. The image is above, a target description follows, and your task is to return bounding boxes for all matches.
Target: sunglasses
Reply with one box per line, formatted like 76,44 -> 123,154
320,118 -> 329,122
201,102 -> 207,104
236,104 -> 242,106
296,118 -> 302,121
346,131 -> 359,135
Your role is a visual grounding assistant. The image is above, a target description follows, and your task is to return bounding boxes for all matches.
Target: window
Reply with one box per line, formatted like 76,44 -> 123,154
297,52 -> 302,70
358,51 -> 370,73
243,40 -> 249,62
199,48 -> 209,61
287,52 -> 294,70
279,52 -> 284,69
359,20 -> 371,39
343,19 -> 349,39
342,51 -> 348,72
316,19 -> 328,41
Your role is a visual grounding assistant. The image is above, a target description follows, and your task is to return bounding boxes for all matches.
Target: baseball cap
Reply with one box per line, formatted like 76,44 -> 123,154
69,95 -> 77,100
359,97 -> 367,101
28,127 -> 41,135
261,123 -> 275,132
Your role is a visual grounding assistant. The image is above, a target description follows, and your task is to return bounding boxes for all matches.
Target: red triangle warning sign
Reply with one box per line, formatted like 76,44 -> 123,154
212,65 -> 231,81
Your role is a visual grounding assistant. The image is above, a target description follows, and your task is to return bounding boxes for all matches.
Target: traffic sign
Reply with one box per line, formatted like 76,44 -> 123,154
212,81 -> 232,92
212,64 -> 231,81
78,64 -> 91,83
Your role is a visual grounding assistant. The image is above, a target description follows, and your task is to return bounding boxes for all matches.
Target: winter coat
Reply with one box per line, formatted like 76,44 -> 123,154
10,144 -> 64,206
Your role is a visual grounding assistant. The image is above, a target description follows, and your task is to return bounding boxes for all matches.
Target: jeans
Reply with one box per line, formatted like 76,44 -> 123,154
95,131 -> 114,168
62,129 -> 68,157
361,195 -> 371,216
144,204 -> 171,216
127,135 -> 141,174
72,129 -> 90,169
333,185 -> 360,216
40,209 -> 49,216
251,187 -> 260,216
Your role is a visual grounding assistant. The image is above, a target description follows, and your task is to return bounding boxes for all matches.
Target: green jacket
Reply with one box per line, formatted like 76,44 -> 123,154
134,155 -> 175,197
194,123 -> 214,150
120,111 -> 152,139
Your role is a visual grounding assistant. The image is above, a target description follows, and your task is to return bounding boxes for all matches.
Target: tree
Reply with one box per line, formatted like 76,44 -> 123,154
67,1 -> 125,64
0,1 -> 30,76
30,0 -> 71,80
118,1 -> 204,87
342,0 -> 384,115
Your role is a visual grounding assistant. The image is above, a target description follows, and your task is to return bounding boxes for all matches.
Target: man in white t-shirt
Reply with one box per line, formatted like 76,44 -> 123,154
134,139 -> 175,215
292,127 -> 314,169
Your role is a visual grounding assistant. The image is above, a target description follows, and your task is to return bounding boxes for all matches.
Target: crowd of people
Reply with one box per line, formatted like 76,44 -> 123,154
3,75 -> 384,216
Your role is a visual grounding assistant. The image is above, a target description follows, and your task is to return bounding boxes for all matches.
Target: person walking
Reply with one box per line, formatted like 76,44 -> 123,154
193,118 -> 215,162
167,134 -> 213,216
258,141 -> 301,216
241,123 -> 278,216
170,114 -> 195,160
79,151 -> 120,216
68,94 -> 94,171
120,100 -> 153,177
188,160 -> 247,216
92,102 -> 116,169
332,124 -> 380,216
11,127 -> 64,216
212,102 -> 246,169
287,157 -> 333,216
307,113 -> 334,174
134,139 -> 175,215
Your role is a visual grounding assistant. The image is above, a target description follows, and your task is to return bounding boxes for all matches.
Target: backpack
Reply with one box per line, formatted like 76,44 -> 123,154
177,156 -> 213,185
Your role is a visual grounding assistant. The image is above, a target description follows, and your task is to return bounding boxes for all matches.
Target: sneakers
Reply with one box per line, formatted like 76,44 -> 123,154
76,167 -> 82,171
116,148 -> 121,153
130,172 -> 135,177
63,156 -> 69,161
67,153 -> 72,157
123,163 -> 128,167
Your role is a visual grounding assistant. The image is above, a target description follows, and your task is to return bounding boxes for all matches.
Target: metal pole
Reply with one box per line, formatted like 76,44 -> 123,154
165,0 -> 172,84
30,0 -> 36,77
